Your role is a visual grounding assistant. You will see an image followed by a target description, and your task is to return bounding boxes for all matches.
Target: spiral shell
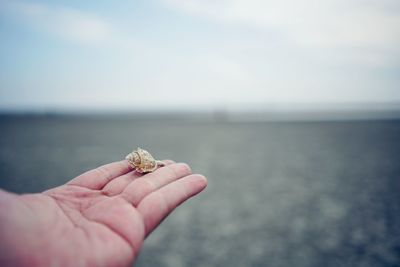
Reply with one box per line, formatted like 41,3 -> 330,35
126,147 -> 158,173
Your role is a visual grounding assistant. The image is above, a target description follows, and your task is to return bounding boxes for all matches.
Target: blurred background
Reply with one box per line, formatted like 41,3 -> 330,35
1,0 -> 400,266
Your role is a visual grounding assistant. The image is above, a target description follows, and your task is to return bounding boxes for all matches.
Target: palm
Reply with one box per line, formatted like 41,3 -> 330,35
1,160 -> 207,267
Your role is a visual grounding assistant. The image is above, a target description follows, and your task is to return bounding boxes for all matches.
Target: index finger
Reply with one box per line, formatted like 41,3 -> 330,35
67,160 -> 132,190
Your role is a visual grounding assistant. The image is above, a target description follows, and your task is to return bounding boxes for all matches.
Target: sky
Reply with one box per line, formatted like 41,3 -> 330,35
0,0 -> 399,111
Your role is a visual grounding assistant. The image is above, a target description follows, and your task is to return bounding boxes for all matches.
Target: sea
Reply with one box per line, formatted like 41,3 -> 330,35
0,113 -> 399,267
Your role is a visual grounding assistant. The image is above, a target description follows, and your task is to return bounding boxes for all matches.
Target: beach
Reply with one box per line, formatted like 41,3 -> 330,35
0,114 -> 399,267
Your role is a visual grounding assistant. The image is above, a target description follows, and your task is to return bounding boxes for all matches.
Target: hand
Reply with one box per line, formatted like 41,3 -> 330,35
0,160 -> 207,267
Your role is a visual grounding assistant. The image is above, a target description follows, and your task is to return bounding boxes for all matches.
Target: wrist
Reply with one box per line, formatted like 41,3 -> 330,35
0,190 -> 51,266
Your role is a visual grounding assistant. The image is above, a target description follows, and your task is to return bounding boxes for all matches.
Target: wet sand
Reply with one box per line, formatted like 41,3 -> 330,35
0,115 -> 399,267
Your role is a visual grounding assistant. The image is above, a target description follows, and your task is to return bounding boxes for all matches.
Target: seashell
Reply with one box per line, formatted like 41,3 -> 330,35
126,147 -> 159,173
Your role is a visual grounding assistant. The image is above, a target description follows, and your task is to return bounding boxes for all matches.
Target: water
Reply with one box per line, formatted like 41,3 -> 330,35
1,115 -> 400,267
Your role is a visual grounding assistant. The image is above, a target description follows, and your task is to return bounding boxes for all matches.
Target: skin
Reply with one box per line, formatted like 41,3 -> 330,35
0,160 -> 207,267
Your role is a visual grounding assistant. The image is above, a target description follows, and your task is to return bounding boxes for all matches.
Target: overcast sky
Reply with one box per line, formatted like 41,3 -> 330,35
0,0 -> 399,111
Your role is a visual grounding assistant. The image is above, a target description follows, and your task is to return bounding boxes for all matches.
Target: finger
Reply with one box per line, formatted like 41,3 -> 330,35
137,174 -> 207,236
121,162 -> 192,206
102,160 -> 175,196
67,160 -> 132,190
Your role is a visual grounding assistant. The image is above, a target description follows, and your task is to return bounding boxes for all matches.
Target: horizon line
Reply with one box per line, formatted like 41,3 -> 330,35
1,102 -> 400,122
0,101 -> 399,113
